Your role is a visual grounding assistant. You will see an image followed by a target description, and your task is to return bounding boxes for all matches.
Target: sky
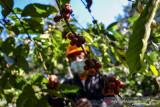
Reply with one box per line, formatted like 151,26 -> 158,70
0,0 -> 130,28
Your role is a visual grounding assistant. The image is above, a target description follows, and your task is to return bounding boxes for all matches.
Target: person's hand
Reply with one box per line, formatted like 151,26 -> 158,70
46,75 -> 60,90
74,98 -> 92,107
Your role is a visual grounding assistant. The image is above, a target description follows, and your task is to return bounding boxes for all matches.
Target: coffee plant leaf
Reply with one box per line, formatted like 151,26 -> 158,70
126,0 -> 160,75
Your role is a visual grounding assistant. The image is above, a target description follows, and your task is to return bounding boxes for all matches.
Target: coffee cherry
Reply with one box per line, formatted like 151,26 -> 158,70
76,43 -> 81,47
78,36 -> 86,44
108,76 -> 116,82
71,37 -> 78,44
65,3 -> 71,8
95,62 -> 102,69
115,86 -> 119,90
85,59 -> 90,66
108,89 -> 114,95
62,13 -> 70,19
102,89 -> 108,96
68,33 -> 74,40
115,80 -> 120,86
104,82 -> 108,86
92,58 -> 97,63
70,41 -> 74,46
54,16 -> 62,22
119,82 -> 124,88
83,65 -> 89,70
114,90 -> 119,95
89,68 -> 97,75
65,7 -> 72,14
109,82 -> 115,89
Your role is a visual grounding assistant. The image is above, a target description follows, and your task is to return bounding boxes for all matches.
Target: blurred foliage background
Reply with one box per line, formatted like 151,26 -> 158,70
0,0 -> 160,106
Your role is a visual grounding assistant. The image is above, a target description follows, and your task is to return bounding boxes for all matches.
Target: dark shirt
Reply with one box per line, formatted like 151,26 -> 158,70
48,73 -> 109,107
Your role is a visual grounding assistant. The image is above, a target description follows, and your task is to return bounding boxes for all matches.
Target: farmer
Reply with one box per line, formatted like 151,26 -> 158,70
47,45 -> 121,107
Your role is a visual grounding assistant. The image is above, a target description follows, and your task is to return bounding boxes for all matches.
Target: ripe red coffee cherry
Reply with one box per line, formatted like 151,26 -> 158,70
71,37 -> 78,44
95,62 -> 102,69
119,82 -> 124,88
108,76 -> 116,82
85,59 -> 90,66
78,36 -> 86,44
108,89 -> 114,95
65,3 -> 71,8
68,33 -> 74,40
89,68 -> 97,75
54,16 -> 62,22
109,82 -> 116,89
65,7 -> 72,14
115,86 -> 119,90
92,58 -> 97,63
83,65 -> 89,70
115,80 -> 120,85
62,13 -> 70,19
102,89 -> 108,96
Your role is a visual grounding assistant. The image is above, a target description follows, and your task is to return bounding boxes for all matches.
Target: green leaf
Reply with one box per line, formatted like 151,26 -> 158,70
37,95 -> 49,107
13,8 -> 22,14
13,44 -> 29,58
60,0 -> 70,8
11,25 -> 20,35
128,14 -> 140,23
106,22 -> 118,30
42,89 -> 63,98
31,74 -> 48,85
0,0 -> 14,18
0,26 -> 3,35
23,18 -> 44,34
112,31 -> 122,41
150,65 -> 158,77
22,3 -> 57,17
16,84 -> 38,107
90,45 -> 102,57
60,84 -> 80,94
1,37 -> 15,54
126,0 -> 160,75
16,56 -> 29,73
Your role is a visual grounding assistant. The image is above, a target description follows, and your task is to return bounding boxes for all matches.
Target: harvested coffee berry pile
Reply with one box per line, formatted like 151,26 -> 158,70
102,76 -> 124,96
84,58 -> 102,75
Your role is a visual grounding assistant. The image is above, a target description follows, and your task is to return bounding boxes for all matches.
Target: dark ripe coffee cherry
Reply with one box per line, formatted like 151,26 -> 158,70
71,37 -> 78,44
85,59 -> 90,66
95,62 -> 102,69
70,41 -> 74,46
102,89 -> 108,96
92,58 -> 97,63
109,82 -> 116,89
62,13 -> 70,19
76,43 -> 81,47
114,90 -> 119,95
83,65 -> 89,70
54,16 -> 62,22
115,80 -> 120,86
115,86 -> 119,90
89,68 -> 97,75
119,82 -> 124,88
78,36 -> 86,44
108,76 -> 116,82
108,89 -> 114,95
104,82 -> 108,86
68,33 -> 74,40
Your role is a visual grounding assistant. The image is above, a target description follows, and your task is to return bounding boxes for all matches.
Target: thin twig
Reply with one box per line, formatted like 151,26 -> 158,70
55,0 -> 109,83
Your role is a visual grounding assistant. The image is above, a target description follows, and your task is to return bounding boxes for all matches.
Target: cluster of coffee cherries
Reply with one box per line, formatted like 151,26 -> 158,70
54,3 -> 72,22
46,75 -> 60,90
102,76 -> 124,96
67,33 -> 86,47
83,58 -> 102,75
